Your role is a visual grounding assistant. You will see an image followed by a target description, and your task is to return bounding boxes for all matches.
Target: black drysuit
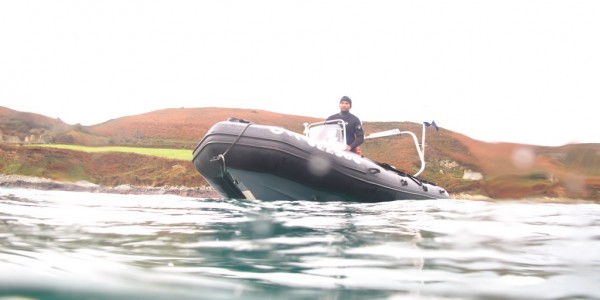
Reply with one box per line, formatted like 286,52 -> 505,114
326,111 -> 364,152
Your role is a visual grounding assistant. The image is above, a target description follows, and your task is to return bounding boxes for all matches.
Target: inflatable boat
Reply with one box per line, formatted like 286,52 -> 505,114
192,118 -> 449,202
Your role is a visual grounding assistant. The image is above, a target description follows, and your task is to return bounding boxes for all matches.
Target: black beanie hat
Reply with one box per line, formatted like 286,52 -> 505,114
340,96 -> 352,105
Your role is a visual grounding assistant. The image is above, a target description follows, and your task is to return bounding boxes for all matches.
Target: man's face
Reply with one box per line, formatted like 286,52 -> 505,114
339,100 -> 351,112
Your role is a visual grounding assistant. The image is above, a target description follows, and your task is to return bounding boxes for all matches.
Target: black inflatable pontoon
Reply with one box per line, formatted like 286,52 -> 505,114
192,118 -> 449,202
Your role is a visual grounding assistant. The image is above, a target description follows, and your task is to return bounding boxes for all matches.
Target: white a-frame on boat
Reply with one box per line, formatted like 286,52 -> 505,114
364,121 -> 436,177
192,118 -> 449,202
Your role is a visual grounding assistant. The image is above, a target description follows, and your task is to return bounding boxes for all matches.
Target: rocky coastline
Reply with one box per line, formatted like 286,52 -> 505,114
0,174 -> 220,198
3,174 -> 581,203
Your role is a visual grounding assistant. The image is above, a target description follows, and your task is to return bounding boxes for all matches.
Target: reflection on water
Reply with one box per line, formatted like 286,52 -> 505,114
1,188 -> 599,300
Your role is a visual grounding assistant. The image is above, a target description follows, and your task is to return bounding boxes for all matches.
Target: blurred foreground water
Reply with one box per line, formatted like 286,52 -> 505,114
1,187 -> 599,300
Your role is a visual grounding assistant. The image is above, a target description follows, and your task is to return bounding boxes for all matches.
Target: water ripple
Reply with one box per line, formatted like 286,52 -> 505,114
1,188 -> 600,299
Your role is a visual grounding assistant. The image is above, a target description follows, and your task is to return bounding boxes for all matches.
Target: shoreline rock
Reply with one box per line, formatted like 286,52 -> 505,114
0,174 -> 220,198
2,174 -> 589,203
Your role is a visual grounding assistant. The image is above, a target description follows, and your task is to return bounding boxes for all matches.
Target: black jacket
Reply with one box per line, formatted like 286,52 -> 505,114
326,111 -> 364,151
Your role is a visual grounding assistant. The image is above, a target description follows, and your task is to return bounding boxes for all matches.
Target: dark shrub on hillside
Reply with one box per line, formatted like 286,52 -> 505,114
54,134 -> 75,144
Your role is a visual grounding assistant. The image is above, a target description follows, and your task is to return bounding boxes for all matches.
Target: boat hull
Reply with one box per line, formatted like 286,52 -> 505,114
192,120 -> 449,202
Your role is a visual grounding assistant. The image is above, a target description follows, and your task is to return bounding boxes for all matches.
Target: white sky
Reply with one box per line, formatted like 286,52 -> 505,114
1,0 -> 598,146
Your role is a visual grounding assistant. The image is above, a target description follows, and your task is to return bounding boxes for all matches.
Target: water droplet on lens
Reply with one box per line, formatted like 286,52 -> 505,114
308,155 -> 331,176
511,147 -> 535,170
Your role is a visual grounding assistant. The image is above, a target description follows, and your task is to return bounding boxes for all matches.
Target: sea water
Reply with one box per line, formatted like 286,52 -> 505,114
0,188 -> 599,300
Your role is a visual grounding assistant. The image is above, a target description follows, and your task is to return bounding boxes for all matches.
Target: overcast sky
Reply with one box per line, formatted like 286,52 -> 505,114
1,0 -> 598,146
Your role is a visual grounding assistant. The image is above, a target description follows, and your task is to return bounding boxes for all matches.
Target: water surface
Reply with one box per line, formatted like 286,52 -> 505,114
1,188 -> 599,299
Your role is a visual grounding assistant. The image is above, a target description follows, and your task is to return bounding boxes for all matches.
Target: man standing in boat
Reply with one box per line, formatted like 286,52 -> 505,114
327,96 -> 364,154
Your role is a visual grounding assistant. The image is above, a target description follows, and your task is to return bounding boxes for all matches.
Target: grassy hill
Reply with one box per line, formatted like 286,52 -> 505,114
82,107 -> 322,148
0,106 -> 69,142
1,106 -> 598,201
